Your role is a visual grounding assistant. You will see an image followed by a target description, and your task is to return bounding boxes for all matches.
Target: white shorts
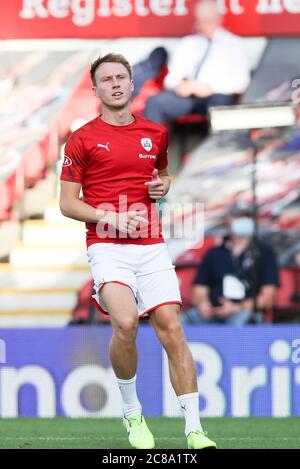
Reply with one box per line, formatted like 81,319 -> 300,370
87,243 -> 182,318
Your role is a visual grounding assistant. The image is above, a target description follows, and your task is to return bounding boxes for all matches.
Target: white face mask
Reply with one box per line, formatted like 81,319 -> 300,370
231,217 -> 255,237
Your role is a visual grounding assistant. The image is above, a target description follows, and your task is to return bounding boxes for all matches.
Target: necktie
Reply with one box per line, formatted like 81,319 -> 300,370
191,38 -> 213,80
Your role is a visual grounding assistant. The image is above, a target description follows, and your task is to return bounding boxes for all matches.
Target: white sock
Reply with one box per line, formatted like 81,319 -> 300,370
178,392 -> 203,436
116,375 -> 142,419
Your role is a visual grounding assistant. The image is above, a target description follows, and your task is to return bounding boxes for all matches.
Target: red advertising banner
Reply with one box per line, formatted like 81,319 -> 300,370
0,0 -> 300,39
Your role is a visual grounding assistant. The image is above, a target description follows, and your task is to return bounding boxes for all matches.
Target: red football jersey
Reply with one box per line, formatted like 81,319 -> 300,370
60,115 -> 169,247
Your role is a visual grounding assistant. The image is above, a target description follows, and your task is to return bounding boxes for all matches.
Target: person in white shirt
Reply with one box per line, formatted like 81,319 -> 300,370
144,0 -> 251,124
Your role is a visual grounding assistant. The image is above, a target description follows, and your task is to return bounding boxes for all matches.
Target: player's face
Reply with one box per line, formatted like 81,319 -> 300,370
93,62 -> 134,109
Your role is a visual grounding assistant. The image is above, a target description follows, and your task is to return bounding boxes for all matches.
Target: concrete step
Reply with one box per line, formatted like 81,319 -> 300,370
19,172 -> 57,220
0,264 -> 91,288
44,200 -> 76,224
22,220 -> 86,245
10,244 -> 88,268
0,221 -> 21,260
0,310 -> 71,327
0,289 -> 78,311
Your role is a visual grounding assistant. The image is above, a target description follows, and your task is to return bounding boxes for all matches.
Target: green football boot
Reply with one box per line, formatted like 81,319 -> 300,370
187,430 -> 217,449
123,414 -> 155,449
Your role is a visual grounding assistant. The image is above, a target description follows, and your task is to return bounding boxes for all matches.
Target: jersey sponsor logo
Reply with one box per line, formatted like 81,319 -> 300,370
138,153 -> 157,159
62,156 -> 72,166
97,142 -> 110,152
141,138 -> 152,152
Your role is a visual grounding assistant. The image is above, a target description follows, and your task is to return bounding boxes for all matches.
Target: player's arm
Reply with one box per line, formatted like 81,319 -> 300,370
158,167 -> 171,197
60,180 -> 104,223
145,168 -> 171,200
60,180 -> 147,232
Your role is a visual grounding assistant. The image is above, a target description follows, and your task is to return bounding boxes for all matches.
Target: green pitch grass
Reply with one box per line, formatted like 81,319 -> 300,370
0,418 -> 299,449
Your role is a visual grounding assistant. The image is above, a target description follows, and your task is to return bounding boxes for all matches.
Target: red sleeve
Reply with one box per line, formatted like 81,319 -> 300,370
60,133 -> 86,183
155,127 -> 169,171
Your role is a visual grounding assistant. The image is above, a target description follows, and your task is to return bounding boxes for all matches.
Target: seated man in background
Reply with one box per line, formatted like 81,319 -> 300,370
183,203 -> 280,325
144,0 -> 250,125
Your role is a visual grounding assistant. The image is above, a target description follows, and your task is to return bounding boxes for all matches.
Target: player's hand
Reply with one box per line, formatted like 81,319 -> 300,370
119,210 -> 149,233
145,169 -> 165,200
101,210 -> 148,233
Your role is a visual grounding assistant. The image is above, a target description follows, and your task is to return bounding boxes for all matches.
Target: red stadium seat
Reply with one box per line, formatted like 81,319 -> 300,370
175,236 -> 218,312
131,65 -> 168,115
273,267 -> 300,323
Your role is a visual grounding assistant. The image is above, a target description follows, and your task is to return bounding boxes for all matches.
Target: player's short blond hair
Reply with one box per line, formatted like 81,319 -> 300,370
90,53 -> 132,86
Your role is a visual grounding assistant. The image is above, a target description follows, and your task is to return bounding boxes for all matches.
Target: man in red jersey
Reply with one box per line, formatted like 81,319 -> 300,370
60,53 -> 216,450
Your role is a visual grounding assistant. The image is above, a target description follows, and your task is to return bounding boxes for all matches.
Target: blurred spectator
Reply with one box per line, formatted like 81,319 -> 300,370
294,251 -> 300,267
291,245 -> 300,268
183,203 -> 280,325
144,0 -> 250,124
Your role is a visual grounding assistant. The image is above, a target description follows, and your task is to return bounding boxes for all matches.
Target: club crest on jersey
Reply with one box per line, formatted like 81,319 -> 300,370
141,138 -> 152,152
62,156 -> 72,166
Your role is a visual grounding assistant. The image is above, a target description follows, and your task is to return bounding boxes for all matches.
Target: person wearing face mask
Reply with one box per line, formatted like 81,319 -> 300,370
183,204 -> 280,325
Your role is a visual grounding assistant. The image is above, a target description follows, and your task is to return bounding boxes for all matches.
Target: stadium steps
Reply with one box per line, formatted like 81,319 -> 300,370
0,288 -> 78,310
22,220 -> 86,245
19,172 -> 57,220
3,199 -> 91,326
0,221 -> 21,260
10,244 -> 88,268
0,310 -> 72,327
44,198 -> 77,224
0,265 -> 91,289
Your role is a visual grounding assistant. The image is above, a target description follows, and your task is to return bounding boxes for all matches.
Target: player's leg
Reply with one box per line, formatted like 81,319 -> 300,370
136,246 -> 194,396
135,243 -> 215,448
101,282 -> 138,380
149,304 -> 196,394
149,305 -> 216,449
100,282 -> 155,449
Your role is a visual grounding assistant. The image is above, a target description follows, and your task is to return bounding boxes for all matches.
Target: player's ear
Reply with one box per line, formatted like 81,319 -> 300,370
92,86 -> 98,98
131,80 -> 134,93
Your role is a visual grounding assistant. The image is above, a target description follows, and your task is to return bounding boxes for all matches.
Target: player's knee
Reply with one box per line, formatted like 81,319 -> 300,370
115,316 -> 138,340
159,320 -> 184,349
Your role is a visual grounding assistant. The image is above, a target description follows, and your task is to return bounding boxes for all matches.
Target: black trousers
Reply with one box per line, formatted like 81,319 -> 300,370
144,90 -> 235,124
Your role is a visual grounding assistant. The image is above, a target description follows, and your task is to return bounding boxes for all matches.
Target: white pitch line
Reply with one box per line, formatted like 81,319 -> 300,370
0,436 -> 299,441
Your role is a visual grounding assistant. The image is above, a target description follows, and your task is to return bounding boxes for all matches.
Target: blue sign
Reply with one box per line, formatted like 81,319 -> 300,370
0,326 -> 299,417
